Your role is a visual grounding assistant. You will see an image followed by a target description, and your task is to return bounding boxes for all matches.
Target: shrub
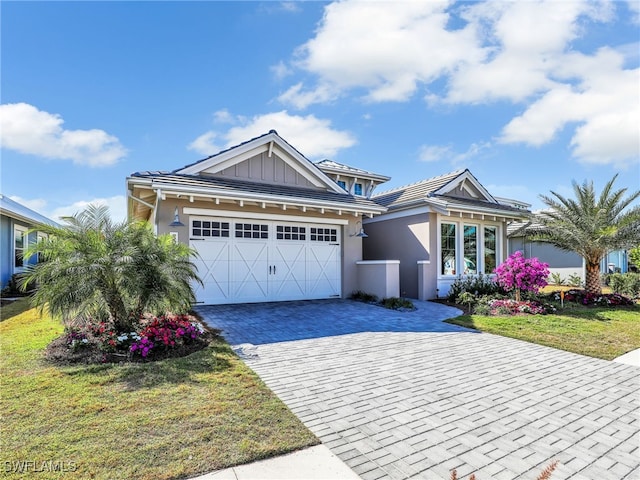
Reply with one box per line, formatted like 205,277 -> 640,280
495,252 -> 549,301
380,297 -> 415,311
567,273 -> 583,287
350,290 -> 379,303
447,274 -> 504,302
608,273 -> 640,298
549,272 -> 566,286
547,289 -> 634,306
130,314 -> 206,359
488,299 -> 556,315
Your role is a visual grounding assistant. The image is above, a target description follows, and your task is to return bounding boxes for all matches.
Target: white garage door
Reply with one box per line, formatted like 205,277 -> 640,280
190,218 -> 341,305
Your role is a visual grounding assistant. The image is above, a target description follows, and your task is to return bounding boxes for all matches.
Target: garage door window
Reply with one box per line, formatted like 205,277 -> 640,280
192,220 -> 229,238
276,225 -> 306,241
310,227 -> 337,242
235,223 -> 269,239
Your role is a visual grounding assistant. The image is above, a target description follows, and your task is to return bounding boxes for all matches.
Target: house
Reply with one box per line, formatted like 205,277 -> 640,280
507,221 -> 632,283
126,130 -> 388,305
0,194 -> 60,289
363,170 -> 531,299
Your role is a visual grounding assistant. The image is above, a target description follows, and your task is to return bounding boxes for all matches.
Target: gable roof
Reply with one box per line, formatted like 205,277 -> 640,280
129,172 -> 386,215
315,159 -> 391,182
373,169 -> 530,219
175,130 -> 346,194
0,194 -> 60,227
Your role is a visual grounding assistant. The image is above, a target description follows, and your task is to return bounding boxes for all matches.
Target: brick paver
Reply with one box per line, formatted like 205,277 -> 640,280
197,300 -> 640,480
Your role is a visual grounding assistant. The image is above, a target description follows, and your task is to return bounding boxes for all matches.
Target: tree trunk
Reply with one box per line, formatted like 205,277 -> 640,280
585,262 -> 602,295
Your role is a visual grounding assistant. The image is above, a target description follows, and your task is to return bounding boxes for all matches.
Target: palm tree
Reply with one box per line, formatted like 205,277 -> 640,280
21,204 -> 201,332
532,174 -> 640,295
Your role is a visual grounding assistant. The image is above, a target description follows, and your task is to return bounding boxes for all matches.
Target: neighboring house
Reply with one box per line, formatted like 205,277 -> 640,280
507,221 -> 631,282
126,130 -> 388,305
0,194 -> 60,289
363,170 -> 531,299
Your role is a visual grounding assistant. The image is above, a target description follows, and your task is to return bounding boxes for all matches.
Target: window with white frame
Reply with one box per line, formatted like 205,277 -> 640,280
337,180 -> 346,190
484,226 -> 497,274
353,183 -> 363,196
14,226 -> 27,269
463,225 -> 478,275
440,221 -> 500,276
441,223 -> 456,275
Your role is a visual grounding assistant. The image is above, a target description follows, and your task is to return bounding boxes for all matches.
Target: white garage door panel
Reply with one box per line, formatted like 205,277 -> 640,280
191,218 -> 341,305
192,240 -> 231,304
231,241 -> 269,302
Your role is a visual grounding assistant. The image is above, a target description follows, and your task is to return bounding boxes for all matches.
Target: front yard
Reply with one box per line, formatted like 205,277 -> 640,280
445,303 -> 640,360
0,299 -> 317,480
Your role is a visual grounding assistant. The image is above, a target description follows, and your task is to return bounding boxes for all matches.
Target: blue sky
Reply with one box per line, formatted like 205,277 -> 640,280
1,0 -> 639,222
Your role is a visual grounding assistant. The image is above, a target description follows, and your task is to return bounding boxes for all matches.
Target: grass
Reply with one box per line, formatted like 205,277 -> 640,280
446,301 -> 640,361
0,299 -> 317,480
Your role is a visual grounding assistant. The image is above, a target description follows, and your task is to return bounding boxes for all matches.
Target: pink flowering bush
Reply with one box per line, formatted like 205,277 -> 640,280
488,299 -> 556,315
494,251 -> 549,301
130,314 -> 206,359
548,289 -> 633,307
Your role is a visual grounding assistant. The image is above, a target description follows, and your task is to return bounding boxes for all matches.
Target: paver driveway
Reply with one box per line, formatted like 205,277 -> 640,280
196,300 -> 640,480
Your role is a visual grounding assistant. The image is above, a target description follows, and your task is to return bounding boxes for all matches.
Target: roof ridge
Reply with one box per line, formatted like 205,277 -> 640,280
373,169 -> 466,197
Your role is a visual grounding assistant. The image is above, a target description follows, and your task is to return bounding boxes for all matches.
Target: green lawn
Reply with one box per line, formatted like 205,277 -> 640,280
0,299 -> 317,480
445,303 -> 640,360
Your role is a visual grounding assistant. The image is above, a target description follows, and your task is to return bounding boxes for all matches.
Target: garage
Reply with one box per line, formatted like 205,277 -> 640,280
190,216 -> 341,304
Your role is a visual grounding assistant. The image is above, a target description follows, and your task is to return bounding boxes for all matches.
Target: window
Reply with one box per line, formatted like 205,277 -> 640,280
276,225 -> 306,241
463,225 -> 478,274
484,227 -> 497,274
337,180 -> 346,190
354,183 -> 363,196
192,220 -> 230,238
36,233 -> 47,263
235,223 -> 268,239
14,226 -> 27,269
310,227 -> 337,242
441,223 -> 456,275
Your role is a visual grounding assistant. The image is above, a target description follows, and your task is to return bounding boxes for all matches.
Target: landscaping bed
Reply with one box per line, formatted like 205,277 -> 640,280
0,299 -> 318,480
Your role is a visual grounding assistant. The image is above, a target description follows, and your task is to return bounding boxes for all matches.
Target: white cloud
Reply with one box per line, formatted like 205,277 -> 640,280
188,110 -> 356,159
270,61 -> 293,81
9,195 -> 127,224
213,109 -> 234,124
279,1 -> 483,107
187,132 -> 221,156
419,145 -> 453,162
418,141 -> 492,165
280,2 -> 301,13
277,1 -> 636,168
8,196 -> 49,216
500,49 -> 640,167
50,196 -> 128,224
0,103 -> 127,167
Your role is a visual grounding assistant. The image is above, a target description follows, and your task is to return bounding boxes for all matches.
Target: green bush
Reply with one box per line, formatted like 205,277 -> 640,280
550,272 -> 566,286
567,273 -> 583,287
447,274 -> 504,302
608,273 -> 640,298
380,297 -> 415,310
350,290 -> 379,303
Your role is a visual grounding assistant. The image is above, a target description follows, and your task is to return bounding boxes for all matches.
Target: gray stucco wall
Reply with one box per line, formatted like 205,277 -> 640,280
509,236 -> 583,268
363,213 -> 434,299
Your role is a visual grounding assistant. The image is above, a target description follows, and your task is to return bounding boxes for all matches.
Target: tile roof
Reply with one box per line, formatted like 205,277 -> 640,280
130,172 -> 385,212
0,194 -> 60,227
373,170 -> 466,208
315,159 -> 391,181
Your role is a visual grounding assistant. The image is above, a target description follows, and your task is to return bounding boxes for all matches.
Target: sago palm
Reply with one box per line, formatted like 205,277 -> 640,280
21,204 -> 201,332
533,174 -> 640,295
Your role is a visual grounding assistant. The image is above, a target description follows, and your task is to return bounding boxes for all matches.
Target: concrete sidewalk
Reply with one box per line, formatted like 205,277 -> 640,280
190,445 -> 360,480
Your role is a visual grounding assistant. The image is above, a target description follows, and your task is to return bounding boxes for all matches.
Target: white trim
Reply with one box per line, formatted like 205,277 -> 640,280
150,185 -> 383,215
356,260 -> 400,265
13,224 -> 28,271
417,260 -> 431,265
176,132 -> 345,194
363,205 -> 434,224
183,207 -> 349,225
434,170 -> 497,203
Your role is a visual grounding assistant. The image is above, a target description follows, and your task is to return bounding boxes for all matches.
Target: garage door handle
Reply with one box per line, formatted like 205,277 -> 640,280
273,265 -> 276,274
269,266 -> 272,275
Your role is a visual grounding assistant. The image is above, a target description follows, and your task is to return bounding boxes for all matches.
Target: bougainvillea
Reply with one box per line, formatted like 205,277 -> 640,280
494,251 -> 550,301
488,299 -> 556,315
